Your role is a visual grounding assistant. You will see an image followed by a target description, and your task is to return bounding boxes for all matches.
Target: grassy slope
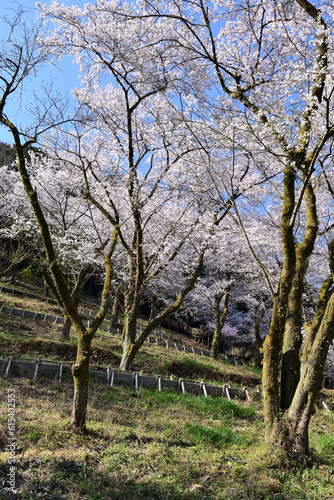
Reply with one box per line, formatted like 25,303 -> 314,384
0,280 -> 334,499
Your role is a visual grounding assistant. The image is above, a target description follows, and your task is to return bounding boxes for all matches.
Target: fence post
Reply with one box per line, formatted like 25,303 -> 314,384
110,369 -> 115,388
156,375 -> 162,392
4,356 -> 12,378
200,381 -> 208,397
132,371 -> 139,392
242,387 -> 251,402
58,361 -> 63,383
223,384 -> 231,401
33,358 -> 40,382
178,378 -> 185,394
319,398 -> 330,412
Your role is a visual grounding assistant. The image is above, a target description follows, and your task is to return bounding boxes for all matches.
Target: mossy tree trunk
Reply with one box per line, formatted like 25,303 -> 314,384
280,182 -> 317,411
119,285 -> 142,371
262,163 -> 297,436
196,0 -> 332,453
272,274 -> 334,458
69,330 -> 93,431
260,1 -> 332,453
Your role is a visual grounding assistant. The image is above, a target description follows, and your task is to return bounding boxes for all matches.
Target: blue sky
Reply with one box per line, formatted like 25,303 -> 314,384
0,0 -> 86,145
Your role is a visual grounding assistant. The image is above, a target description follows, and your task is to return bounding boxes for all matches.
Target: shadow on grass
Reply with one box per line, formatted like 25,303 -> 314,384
0,457 -> 213,500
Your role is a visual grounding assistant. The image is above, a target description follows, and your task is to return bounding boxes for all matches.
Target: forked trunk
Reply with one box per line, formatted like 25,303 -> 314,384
271,290 -> 334,460
272,411 -> 310,460
271,361 -> 322,460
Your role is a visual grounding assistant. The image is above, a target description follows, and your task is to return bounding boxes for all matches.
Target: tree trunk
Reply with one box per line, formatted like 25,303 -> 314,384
252,303 -> 267,368
120,290 -> 141,371
44,279 -> 50,298
109,288 -> 123,329
119,346 -> 136,371
210,294 -> 225,358
211,275 -> 231,359
10,267 -> 16,284
149,293 -> 156,322
271,274 -> 334,459
61,314 -> 72,341
262,299 -> 285,438
262,163 -> 297,437
69,334 -> 92,432
281,181 -> 317,411
280,275 -> 303,411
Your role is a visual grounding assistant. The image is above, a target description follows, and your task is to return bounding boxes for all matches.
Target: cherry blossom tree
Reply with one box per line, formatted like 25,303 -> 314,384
38,1 -> 229,372
0,150 -> 112,339
0,163 -> 36,280
0,9 -> 119,432
133,0 -> 334,458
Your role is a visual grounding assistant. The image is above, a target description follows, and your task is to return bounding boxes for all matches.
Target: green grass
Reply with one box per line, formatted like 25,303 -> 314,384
1,280 -> 334,498
0,376 -> 333,499
142,388 -> 255,419
185,422 -> 247,447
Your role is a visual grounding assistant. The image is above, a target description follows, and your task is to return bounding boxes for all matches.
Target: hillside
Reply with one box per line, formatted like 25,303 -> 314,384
0,280 -> 260,386
0,280 -> 334,499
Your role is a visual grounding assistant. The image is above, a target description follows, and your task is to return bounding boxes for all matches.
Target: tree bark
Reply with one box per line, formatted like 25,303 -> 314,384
61,314 -> 72,341
120,293 -> 141,371
149,293 -> 156,322
262,164 -> 296,437
272,289 -> 334,459
109,285 -> 123,329
44,279 -> 50,298
252,302 -> 273,368
69,333 -> 92,432
211,279 -> 231,359
281,182 -> 318,411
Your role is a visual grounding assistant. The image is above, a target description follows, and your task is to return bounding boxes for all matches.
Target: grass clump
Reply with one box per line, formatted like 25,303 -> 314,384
185,422 -> 244,447
142,388 -> 255,420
